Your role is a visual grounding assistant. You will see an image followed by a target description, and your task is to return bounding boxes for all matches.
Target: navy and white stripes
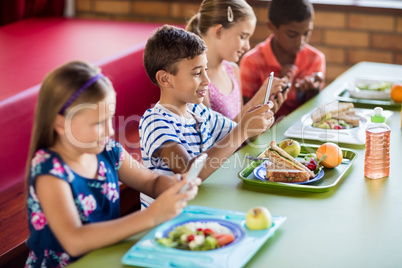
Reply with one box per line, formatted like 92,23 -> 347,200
138,102 -> 236,208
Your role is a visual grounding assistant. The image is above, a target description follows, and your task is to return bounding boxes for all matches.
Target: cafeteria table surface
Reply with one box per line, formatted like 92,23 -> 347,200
69,62 -> 402,268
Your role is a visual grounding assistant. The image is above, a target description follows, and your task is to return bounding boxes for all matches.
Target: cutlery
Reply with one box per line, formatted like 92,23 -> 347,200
245,156 -> 271,162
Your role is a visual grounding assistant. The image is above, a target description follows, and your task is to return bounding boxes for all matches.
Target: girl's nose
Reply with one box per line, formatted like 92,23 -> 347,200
244,39 -> 251,51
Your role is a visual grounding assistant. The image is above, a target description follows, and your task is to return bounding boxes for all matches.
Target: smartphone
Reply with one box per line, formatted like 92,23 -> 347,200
274,83 -> 291,100
264,72 -> 274,104
179,153 -> 208,193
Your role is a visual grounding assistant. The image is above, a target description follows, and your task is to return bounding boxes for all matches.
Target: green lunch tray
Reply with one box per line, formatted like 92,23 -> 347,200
238,144 -> 358,193
334,88 -> 401,108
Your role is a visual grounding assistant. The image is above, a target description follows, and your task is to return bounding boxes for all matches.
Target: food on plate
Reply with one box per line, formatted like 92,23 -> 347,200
316,142 -> 343,168
390,83 -> 402,102
311,102 -> 360,129
348,79 -> 394,100
265,167 -> 310,183
355,79 -> 392,91
157,221 -> 235,251
264,141 -> 316,183
300,154 -> 321,173
278,139 -> 301,158
246,206 -> 272,230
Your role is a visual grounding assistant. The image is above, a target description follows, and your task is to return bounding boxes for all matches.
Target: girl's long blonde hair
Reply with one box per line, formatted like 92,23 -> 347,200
25,61 -> 113,186
186,0 -> 255,37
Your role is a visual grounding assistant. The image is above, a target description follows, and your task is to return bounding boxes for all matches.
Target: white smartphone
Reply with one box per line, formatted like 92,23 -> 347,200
264,72 -> 274,104
179,153 -> 208,193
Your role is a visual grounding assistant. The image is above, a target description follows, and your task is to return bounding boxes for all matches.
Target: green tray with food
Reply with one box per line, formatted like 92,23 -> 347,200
334,77 -> 401,107
238,141 -> 357,193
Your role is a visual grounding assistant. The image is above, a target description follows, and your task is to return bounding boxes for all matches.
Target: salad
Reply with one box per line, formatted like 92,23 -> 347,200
312,113 -> 354,129
355,79 -> 392,91
300,154 -> 324,175
157,221 -> 235,251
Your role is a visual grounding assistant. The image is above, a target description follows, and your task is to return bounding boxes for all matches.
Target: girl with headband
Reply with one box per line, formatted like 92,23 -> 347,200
24,61 -> 200,267
186,0 -> 287,122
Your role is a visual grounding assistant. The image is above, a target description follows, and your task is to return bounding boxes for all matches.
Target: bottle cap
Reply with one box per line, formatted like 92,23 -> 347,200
371,107 -> 386,123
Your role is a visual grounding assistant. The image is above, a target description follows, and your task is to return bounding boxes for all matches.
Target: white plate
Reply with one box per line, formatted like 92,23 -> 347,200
284,108 -> 393,145
345,77 -> 396,100
348,86 -> 391,100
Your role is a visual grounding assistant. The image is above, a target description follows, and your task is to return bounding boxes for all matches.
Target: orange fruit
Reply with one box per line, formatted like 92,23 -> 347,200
316,142 -> 343,168
390,83 -> 402,102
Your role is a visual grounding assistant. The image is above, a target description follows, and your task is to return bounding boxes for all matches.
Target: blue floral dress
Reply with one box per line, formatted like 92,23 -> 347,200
25,140 -> 124,268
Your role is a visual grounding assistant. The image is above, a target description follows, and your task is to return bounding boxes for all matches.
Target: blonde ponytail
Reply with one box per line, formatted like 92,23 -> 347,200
185,13 -> 201,37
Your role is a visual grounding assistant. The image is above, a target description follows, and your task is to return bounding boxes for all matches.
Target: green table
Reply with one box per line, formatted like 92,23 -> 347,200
70,62 -> 402,268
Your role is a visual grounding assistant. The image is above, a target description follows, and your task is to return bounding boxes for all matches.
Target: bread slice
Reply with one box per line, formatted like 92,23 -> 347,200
331,109 -> 356,116
266,169 -> 310,183
267,141 -> 316,178
332,112 -> 360,127
311,102 -> 354,123
265,161 -> 310,183
266,150 -> 304,170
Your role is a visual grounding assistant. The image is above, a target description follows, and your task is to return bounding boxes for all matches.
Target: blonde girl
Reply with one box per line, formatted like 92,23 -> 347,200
25,61 -> 199,267
186,0 -> 287,122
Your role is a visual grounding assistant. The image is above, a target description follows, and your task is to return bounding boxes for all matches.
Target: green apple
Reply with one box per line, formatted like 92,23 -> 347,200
245,206 -> 272,230
279,139 -> 301,158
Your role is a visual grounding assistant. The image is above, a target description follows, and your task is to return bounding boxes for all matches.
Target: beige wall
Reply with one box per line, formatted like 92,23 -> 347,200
75,0 -> 402,84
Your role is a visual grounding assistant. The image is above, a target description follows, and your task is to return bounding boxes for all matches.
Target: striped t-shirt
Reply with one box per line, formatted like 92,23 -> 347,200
139,102 -> 236,208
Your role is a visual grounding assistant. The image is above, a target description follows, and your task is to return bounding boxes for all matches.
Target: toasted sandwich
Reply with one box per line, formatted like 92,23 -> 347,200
311,102 -> 355,123
264,141 -> 315,183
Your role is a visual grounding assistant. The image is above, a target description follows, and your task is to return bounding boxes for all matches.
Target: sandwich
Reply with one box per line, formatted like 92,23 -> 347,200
264,141 -> 315,183
311,101 -> 360,128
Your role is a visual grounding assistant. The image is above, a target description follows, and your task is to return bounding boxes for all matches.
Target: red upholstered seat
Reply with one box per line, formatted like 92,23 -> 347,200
0,17 -> 166,266
0,17 -> 163,190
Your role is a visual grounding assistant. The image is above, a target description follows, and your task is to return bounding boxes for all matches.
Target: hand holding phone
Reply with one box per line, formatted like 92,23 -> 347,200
281,82 -> 291,94
274,82 -> 291,100
264,72 -> 274,105
179,153 -> 208,193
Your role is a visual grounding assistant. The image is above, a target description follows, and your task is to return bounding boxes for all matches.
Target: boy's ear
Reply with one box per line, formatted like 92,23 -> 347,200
156,70 -> 171,87
54,114 -> 66,135
267,21 -> 276,32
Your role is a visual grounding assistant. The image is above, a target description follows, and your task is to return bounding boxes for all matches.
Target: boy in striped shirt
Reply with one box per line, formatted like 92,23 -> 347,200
139,25 -> 274,208
240,0 -> 326,121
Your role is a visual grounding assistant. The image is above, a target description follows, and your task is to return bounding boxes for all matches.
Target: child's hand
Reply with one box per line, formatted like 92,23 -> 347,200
251,77 -> 284,107
147,175 -> 200,225
280,64 -> 297,82
271,83 -> 290,114
295,72 -> 323,94
239,103 -> 275,140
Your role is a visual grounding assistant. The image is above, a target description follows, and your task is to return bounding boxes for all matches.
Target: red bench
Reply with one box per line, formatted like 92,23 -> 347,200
0,17 -> 162,266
